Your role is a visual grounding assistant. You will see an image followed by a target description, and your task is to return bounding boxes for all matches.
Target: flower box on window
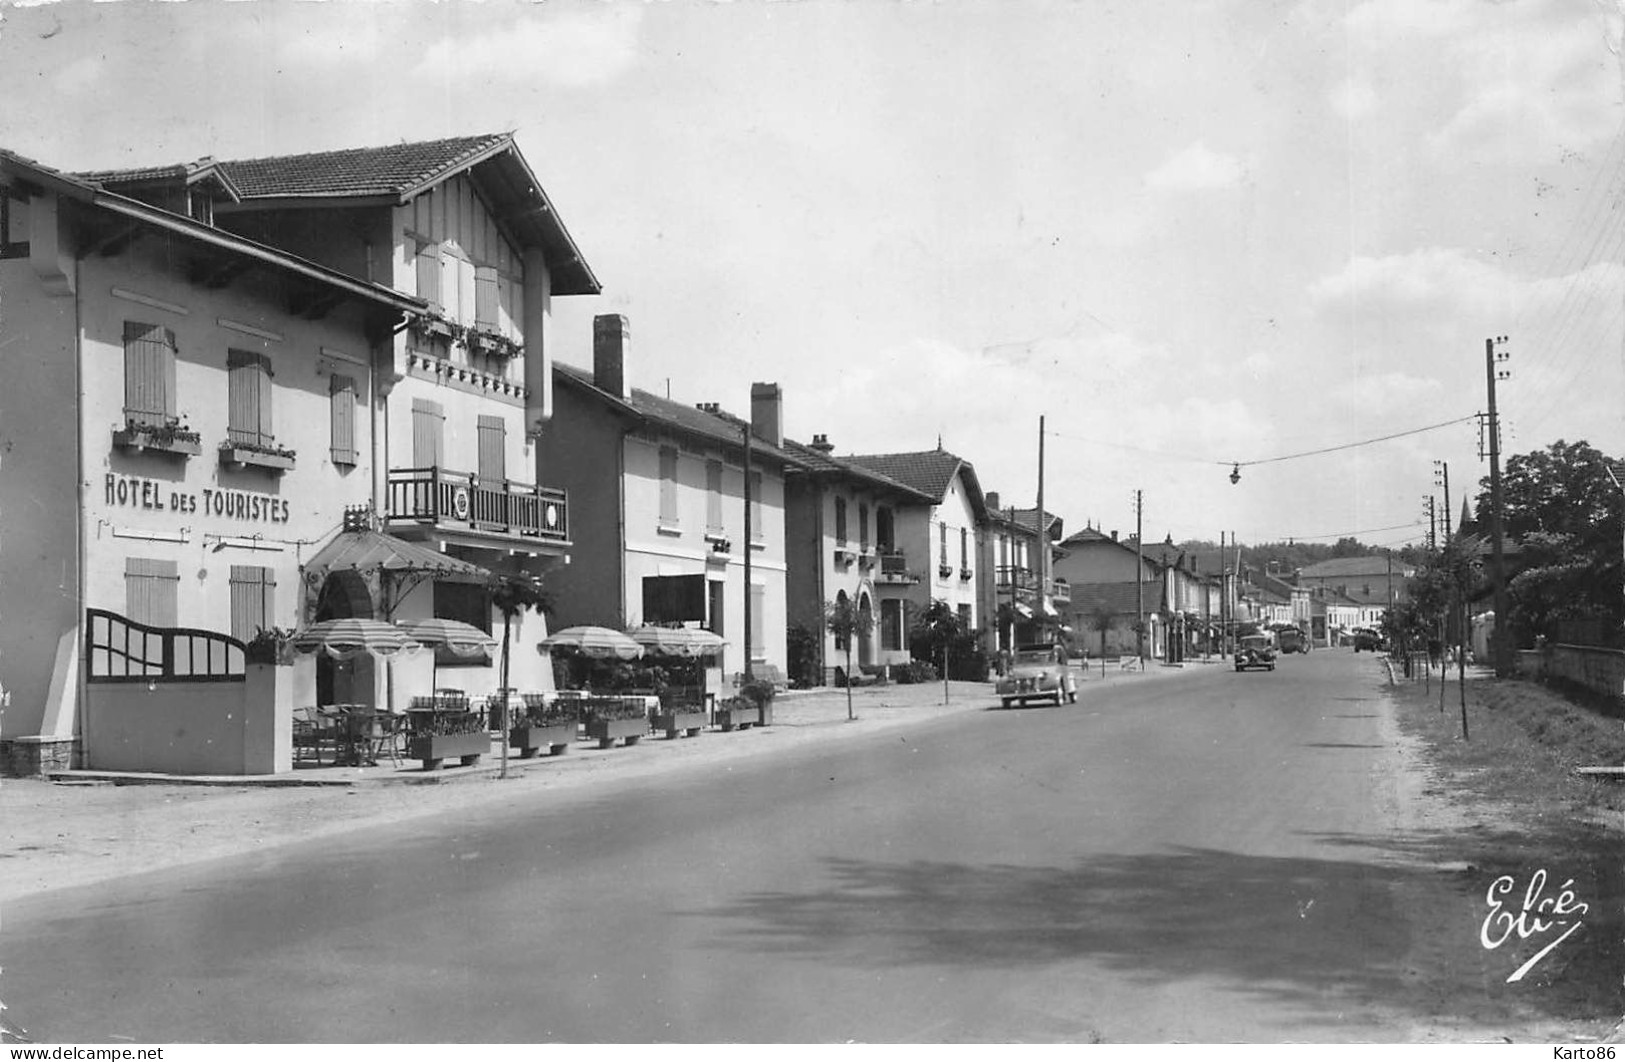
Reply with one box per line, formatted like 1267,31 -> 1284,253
219,440 -> 296,472
959,568 -> 974,581
938,564 -> 954,580
113,419 -> 202,457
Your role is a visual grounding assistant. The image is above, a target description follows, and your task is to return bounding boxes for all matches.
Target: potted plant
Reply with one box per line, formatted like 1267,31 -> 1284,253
510,695 -> 578,758
244,626 -> 295,665
219,437 -> 297,472
716,677 -> 775,731
582,695 -> 649,749
406,707 -> 488,769
113,417 -> 203,456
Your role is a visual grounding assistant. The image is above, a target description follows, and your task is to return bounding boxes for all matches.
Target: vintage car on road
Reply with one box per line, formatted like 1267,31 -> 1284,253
1352,628 -> 1384,652
1274,626 -> 1309,654
1234,633 -> 1277,672
997,645 -> 1078,707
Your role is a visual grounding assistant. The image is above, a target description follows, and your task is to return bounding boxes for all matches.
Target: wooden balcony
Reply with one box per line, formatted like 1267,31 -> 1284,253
1050,578 -> 1071,605
386,467 -> 569,554
996,565 -> 1038,592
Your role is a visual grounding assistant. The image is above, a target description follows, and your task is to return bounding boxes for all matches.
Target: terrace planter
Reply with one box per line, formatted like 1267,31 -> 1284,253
586,716 -> 647,749
653,710 -> 707,739
112,425 -> 202,457
715,702 -> 772,732
219,445 -> 296,472
509,722 -> 575,758
408,731 -> 488,770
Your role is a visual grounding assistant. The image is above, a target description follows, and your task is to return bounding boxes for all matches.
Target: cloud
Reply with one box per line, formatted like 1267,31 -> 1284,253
414,7 -> 643,87
1144,141 -> 1246,191
1344,0 -> 1622,155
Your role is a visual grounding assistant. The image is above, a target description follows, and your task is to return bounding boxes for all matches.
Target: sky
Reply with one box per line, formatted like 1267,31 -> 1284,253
2,0 -> 1622,549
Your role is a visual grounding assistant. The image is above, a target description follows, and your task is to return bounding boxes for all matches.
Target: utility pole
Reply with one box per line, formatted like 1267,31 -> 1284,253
1218,530 -> 1226,657
1485,336 -> 1512,677
742,422 -> 754,680
1434,460 -> 1452,711
1037,415 -> 1049,636
1134,489 -> 1144,665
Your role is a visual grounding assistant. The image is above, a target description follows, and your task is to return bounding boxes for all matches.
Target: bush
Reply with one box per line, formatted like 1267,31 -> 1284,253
893,660 -> 937,684
738,677 -> 776,709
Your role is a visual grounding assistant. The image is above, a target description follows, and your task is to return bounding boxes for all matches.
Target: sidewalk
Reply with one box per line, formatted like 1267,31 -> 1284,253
0,662 -> 1207,904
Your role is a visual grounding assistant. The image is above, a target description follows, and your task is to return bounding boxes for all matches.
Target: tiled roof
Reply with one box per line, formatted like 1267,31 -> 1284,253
780,440 -> 933,501
554,362 -> 801,466
1064,580 -> 1164,617
1298,556 -> 1408,580
844,450 -> 973,504
217,134 -> 510,199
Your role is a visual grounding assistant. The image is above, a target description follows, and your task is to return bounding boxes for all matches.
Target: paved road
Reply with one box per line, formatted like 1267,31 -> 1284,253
2,652 -> 1476,1042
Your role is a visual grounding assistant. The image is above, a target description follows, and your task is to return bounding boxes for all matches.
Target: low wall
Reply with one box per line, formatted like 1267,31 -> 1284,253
1519,643 -> 1625,703
84,665 -> 291,775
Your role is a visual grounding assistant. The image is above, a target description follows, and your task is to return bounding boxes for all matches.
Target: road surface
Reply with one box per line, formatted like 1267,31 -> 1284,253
0,652 -> 1555,1042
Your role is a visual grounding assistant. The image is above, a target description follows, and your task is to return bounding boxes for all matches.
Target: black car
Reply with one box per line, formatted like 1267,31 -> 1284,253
1352,628 -> 1382,652
1234,634 -> 1277,672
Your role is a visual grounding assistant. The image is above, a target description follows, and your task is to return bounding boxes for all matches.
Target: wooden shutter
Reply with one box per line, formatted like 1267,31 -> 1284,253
659,447 -> 679,524
834,497 -> 847,545
750,584 -> 766,658
229,565 -> 275,641
750,471 -> 763,540
412,399 -> 444,469
415,239 -> 441,312
329,374 -> 358,466
124,557 -> 179,627
123,322 -> 176,427
859,504 -> 869,550
227,350 -> 273,447
474,266 -> 500,331
706,461 -> 724,532
477,414 -> 506,482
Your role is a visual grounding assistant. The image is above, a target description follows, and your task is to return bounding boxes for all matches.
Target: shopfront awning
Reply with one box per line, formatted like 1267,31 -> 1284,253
1014,603 -> 1034,620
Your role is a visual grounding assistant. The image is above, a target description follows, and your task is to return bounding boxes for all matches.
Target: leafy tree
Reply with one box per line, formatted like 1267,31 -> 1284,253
489,569 -> 555,777
1088,604 -> 1115,677
824,595 -> 871,720
1473,439 -> 1623,645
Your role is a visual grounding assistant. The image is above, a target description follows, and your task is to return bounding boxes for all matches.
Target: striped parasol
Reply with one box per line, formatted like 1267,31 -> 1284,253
397,618 -> 498,657
538,625 -> 644,660
628,625 -> 727,658
289,618 -> 422,661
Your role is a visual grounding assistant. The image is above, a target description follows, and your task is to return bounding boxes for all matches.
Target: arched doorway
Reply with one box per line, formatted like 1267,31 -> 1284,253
312,570 -> 376,707
857,592 -> 875,668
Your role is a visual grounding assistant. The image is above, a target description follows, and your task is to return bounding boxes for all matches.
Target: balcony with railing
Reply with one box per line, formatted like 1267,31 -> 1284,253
995,565 -> 1039,592
874,548 -> 921,585
386,467 -> 569,553
1050,577 -> 1071,605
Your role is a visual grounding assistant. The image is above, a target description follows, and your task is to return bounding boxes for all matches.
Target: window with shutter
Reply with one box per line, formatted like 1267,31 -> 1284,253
859,504 -> 869,550
329,374 -> 358,466
226,349 -> 274,448
477,414 -> 506,483
750,584 -> 766,659
659,446 -> 679,525
414,237 -> 441,312
123,322 -> 177,428
960,527 -> 968,568
705,460 -> 724,533
474,266 -> 500,331
124,557 -> 179,627
228,565 -> 276,642
750,471 -> 763,541
412,399 -> 444,469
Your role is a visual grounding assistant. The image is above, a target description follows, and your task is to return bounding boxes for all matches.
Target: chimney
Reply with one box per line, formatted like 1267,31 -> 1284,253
750,382 -> 782,448
1110,530 -> 1118,542
696,401 -> 721,415
985,491 -> 1001,512
810,433 -> 834,453
593,314 -> 631,399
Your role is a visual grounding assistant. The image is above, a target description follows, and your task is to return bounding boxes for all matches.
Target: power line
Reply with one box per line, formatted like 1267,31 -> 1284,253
1045,413 -> 1479,470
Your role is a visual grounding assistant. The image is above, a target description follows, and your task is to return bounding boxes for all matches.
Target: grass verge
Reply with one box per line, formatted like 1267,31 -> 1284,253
1387,663 -> 1625,1036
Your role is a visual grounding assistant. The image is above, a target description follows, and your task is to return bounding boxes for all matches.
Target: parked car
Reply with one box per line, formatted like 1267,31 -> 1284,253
1234,633 -> 1277,672
997,645 -> 1078,707
1352,628 -> 1383,652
